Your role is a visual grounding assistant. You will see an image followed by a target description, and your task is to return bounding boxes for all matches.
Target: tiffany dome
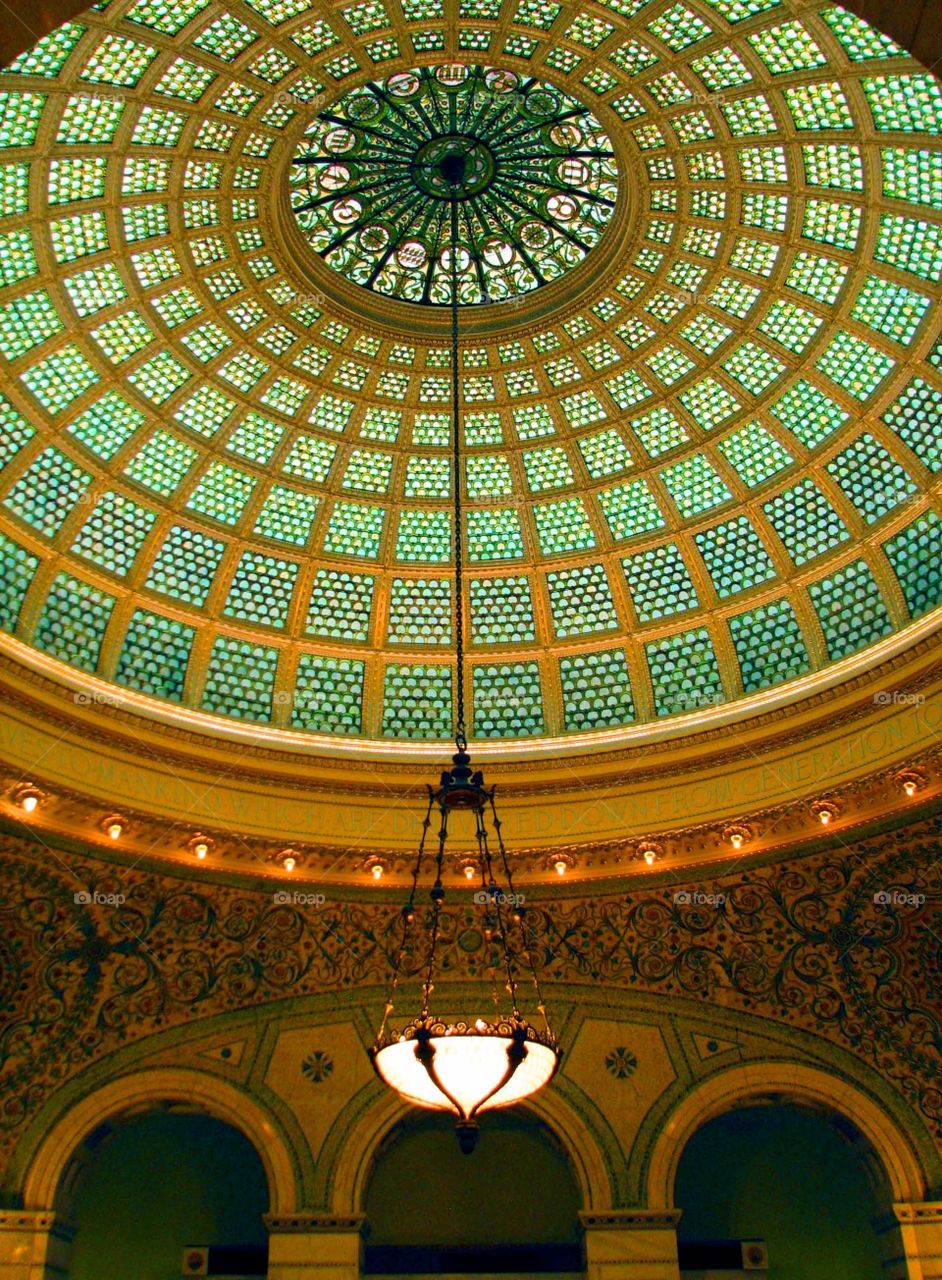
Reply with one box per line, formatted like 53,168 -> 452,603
0,0 -> 939,753
288,64 -> 618,306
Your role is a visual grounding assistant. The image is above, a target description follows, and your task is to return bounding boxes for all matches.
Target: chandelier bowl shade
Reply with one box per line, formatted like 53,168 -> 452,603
371,1016 -> 560,1120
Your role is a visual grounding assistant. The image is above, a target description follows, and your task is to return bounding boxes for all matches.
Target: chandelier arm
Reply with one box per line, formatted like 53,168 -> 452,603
475,805 -> 522,1019
488,788 -> 554,1038
475,805 -> 504,1021
420,800 -> 450,1017
449,194 -> 466,752
377,787 -> 436,1041
468,1036 -> 529,1122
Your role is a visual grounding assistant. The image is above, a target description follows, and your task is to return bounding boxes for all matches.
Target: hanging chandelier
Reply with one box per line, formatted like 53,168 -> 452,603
369,144 -> 561,1153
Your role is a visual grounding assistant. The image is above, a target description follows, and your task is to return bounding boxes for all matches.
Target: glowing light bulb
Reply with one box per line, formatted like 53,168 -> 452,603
903,780 -> 917,797
464,865 -> 475,880
475,1018 -> 487,1031
730,832 -> 743,849
107,821 -> 122,840
554,860 -> 567,876
643,848 -> 657,865
194,842 -> 208,860
21,793 -> 38,814
283,855 -> 296,873
819,810 -> 831,826
371,863 -> 383,880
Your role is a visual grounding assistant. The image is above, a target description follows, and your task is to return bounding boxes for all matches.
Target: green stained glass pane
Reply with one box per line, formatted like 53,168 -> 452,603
884,511 -> 942,619
253,484 -> 318,545
547,563 -> 618,638
323,501 -> 385,558
64,262 -> 127,317
0,92 -> 45,147
4,445 -> 91,536
646,626 -> 723,716
718,421 -> 792,488
882,377 -> 942,472
680,375 -> 743,428
70,490 -> 156,576
186,461 -> 256,525
0,531 -> 38,633
307,569 -> 373,641
809,559 -> 892,659
388,577 -> 451,644
822,7 -> 905,59
660,453 -> 732,518
873,213 -> 942,282
598,478 -> 665,541
880,148 -> 942,210
34,572 -> 114,672
396,509 -> 451,563
470,576 -> 534,644
80,34 -> 155,87
0,290 -> 63,360
815,331 -> 896,401
202,635 -> 278,721
223,550 -> 298,628
467,507 -> 524,561
292,654 -> 364,734
769,379 -> 847,449
863,74 -> 942,133
114,606 -> 194,701
533,497 -> 595,556
629,406 -> 688,459
0,395 -> 34,470
729,597 -> 809,692
20,345 -> 98,414
825,432 -> 917,523
145,525 -> 225,604
560,648 -> 634,731
68,392 -> 143,462
473,660 -> 543,737
523,445 -> 575,492
125,0 -> 209,34
58,92 -> 125,144
3,22 -> 85,75
383,663 -> 452,739
579,428 -> 634,479
695,514 -> 777,597
763,478 -> 850,566
802,198 -> 861,250
852,275 -> 931,344
282,435 -> 337,484
623,542 -> 698,621
405,455 -> 451,499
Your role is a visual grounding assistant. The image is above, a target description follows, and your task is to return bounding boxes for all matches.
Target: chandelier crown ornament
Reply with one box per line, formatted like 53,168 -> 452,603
369,160 -> 561,1151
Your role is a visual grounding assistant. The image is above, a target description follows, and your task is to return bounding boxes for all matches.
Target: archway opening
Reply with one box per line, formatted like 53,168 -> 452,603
63,1107 -> 270,1280
363,1109 -> 583,1275
674,1101 -> 889,1279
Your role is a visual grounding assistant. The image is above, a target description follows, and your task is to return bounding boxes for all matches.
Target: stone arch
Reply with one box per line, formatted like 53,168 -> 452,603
21,1067 -> 299,1216
326,1084 -> 614,1217
645,1062 -> 928,1210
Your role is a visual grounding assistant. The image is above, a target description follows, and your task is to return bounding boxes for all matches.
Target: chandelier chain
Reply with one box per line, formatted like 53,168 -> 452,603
489,791 -> 553,1036
449,197 -> 466,752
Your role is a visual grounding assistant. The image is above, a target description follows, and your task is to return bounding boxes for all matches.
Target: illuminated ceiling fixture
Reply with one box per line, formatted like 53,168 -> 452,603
369,148 -> 561,1152
290,63 -> 616,306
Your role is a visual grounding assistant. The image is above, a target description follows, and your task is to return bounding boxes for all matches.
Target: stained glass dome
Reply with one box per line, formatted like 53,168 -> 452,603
289,63 -> 618,305
0,0 -> 940,750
